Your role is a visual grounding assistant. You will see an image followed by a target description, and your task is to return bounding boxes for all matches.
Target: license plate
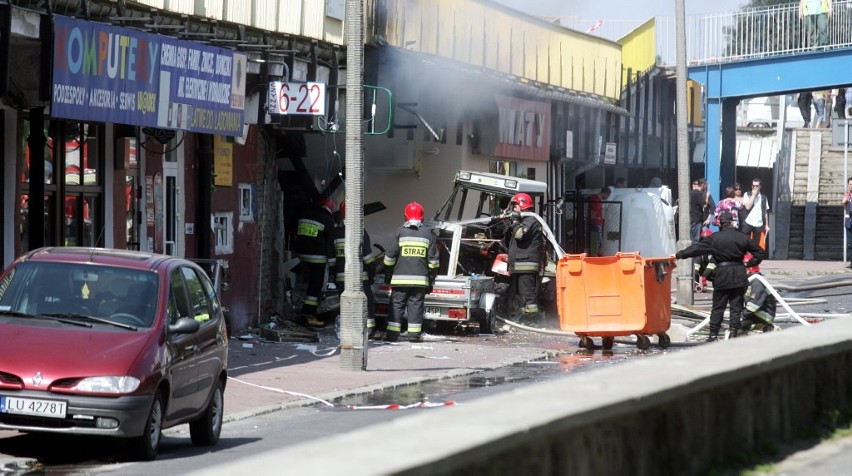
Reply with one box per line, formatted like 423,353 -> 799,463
424,306 -> 441,318
0,395 -> 67,419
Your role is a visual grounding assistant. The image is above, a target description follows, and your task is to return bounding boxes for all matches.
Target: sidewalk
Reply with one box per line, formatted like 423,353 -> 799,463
220,331 -> 555,422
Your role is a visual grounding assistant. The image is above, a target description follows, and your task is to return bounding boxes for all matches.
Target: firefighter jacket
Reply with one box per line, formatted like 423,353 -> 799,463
333,225 -> 378,283
744,274 -> 776,326
676,227 -> 765,290
505,215 -> 543,274
293,206 -> 336,266
383,223 -> 439,287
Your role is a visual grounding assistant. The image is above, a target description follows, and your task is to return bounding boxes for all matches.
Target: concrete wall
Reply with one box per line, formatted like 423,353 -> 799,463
201,318 -> 852,475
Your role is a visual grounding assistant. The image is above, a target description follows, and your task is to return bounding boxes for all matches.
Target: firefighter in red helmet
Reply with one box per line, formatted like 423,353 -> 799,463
293,197 -> 337,328
382,201 -> 440,342
502,192 -> 544,326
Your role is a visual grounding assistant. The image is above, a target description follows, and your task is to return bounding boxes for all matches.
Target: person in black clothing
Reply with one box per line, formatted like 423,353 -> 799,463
503,192 -> 544,325
382,202 -> 440,342
689,178 -> 711,243
332,202 -> 381,339
676,211 -> 766,341
293,198 -> 337,328
798,91 -> 813,127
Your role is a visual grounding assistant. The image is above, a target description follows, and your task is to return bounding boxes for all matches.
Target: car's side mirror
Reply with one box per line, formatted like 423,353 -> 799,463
169,317 -> 200,334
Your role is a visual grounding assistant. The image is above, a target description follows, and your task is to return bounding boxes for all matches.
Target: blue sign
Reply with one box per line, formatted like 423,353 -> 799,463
52,15 -> 247,137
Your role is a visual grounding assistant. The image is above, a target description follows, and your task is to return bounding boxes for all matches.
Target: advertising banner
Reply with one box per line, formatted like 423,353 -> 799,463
52,15 -> 246,137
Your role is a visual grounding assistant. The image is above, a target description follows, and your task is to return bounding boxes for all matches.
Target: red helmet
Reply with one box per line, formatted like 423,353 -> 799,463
319,198 -> 335,214
744,253 -> 759,273
404,201 -> 425,221
510,193 -> 534,211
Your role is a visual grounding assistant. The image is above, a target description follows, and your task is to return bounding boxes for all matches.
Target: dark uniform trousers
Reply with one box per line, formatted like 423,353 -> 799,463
387,287 -> 425,341
301,262 -> 327,317
514,273 -> 539,318
710,286 -> 745,334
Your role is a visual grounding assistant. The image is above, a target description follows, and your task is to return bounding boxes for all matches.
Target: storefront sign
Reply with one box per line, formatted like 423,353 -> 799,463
268,81 -> 327,115
213,136 -> 233,186
51,15 -> 247,137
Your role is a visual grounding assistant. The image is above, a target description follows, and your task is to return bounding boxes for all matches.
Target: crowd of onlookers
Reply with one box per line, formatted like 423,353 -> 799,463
796,87 -> 852,128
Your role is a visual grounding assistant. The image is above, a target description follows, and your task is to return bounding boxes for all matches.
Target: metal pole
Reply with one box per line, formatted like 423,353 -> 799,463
341,0 -> 368,371
845,120 -> 849,263
675,0 -> 694,305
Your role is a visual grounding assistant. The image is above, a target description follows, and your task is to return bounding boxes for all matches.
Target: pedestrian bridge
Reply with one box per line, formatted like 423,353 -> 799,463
682,1 -> 852,199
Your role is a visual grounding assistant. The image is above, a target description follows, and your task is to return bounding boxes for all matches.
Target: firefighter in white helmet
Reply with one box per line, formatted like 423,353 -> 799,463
382,202 -> 440,342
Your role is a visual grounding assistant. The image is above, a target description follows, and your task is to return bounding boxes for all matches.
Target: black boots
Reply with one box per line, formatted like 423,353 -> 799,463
707,330 -> 719,342
729,327 -> 739,338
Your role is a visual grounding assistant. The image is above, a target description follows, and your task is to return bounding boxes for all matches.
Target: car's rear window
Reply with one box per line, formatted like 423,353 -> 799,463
0,262 -> 159,328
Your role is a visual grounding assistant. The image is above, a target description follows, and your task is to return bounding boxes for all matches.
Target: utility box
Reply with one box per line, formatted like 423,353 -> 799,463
556,252 -> 675,350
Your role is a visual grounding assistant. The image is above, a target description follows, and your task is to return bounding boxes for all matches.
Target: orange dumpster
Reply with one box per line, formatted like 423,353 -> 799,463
556,252 -> 676,350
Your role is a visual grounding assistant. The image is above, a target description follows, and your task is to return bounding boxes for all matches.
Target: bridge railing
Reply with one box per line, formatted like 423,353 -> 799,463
568,1 -> 852,67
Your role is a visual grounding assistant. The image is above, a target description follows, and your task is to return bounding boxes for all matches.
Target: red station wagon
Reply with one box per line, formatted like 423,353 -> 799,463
0,247 -> 228,460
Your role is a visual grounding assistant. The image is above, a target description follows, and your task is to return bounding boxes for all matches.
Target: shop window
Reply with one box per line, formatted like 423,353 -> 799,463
213,212 -> 233,254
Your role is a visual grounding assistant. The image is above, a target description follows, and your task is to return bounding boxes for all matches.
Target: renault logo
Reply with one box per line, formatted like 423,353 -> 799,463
32,372 -> 43,386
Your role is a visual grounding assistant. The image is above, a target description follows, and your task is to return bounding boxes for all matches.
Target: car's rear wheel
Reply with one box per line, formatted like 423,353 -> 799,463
477,308 -> 497,334
190,379 -> 224,446
131,390 -> 163,461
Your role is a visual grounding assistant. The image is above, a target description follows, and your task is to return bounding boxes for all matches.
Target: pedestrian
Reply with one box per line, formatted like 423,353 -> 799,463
690,178 -> 711,243
712,186 -> 744,230
813,90 -> 829,128
332,202 -> 382,339
742,178 -> 771,247
799,0 -> 832,48
835,88 -> 846,120
845,87 -> 852,118
648,176 -> 662,188
843,176 -> 852,268
382,202 -> 440,342
588,186 -> 611,256
740,255 -> 777,334
502,192 -> 545,326
293,197 -> 337,328
797,91 -> 813,127
676,211 -> 766,341
614,177 -> 627,188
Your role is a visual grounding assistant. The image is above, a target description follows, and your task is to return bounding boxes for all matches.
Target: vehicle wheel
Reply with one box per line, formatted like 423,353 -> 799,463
478,309 -> 497,334
131,390 -> 164,461
190,379 -> 224,446
636,334 -> 651,350
579,335 -> 595,350
657,333 -> 671,349
602,336 -> 615,350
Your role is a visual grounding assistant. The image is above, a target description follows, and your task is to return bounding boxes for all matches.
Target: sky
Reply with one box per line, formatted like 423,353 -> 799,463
491,0 -> 750,22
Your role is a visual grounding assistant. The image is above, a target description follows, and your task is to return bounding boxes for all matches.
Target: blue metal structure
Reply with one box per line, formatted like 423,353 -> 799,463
688,47 -> 852,201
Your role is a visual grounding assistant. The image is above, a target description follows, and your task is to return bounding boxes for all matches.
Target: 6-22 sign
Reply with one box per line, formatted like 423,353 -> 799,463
268,81 -> 327,116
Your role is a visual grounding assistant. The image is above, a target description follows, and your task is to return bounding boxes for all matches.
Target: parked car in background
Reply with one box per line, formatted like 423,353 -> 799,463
0,247 -> 228,460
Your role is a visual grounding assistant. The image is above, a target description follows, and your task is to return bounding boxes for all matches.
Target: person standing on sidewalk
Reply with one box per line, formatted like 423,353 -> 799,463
382,202 -> 440,342
293,198 -> 337,328
588,186 -> 611,256
676,212 -> 766,341
843,177 -> 852,268
690,178 -> 712,243
742,178 -> 771,247
333,202 -> 382,339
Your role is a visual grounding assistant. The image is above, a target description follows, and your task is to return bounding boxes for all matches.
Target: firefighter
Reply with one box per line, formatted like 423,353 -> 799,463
741,254 -> 777,333
382,202 -> 440,342
333,201 -> 382,339
503,192 -> 544,326
675,211 -> 765,341
293,197 -> 337,328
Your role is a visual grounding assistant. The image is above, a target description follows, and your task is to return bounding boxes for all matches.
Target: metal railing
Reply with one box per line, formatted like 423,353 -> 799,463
568,1 -> 852,67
